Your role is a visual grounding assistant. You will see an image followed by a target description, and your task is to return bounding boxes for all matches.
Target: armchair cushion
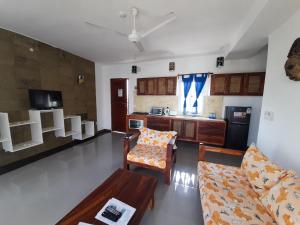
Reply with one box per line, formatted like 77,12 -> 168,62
137,127 -> 177,149
127,144 -> 167,169
241,145 -> 290,196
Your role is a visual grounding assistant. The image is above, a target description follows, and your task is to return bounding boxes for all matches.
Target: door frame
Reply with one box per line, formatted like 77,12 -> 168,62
110,78 -> 129,132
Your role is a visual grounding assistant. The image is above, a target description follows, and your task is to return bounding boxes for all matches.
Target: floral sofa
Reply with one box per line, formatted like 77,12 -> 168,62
198,144 -> 300,225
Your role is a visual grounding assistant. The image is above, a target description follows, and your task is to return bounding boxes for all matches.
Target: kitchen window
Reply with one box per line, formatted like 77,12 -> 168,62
178,75 -> 210,115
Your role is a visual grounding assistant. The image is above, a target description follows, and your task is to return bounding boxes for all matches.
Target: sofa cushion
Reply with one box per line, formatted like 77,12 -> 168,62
260,176 -> 300,225
127,144 -> 167,169
137,127 -> 176,149
241,145 -> 289,196
198,161 -> 276,225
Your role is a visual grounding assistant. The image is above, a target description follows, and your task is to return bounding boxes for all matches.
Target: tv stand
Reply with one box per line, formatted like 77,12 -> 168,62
0,109 -> 95,152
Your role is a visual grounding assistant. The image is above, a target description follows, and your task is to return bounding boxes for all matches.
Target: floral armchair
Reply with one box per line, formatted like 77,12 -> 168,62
124,127 -> 177,185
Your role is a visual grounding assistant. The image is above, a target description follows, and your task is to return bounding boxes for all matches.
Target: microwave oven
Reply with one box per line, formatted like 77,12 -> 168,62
129,119 -> 144,129
150,107 -> 164,116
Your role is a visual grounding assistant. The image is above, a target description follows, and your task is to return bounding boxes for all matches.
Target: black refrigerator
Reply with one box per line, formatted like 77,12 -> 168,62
225,106 -> 252,150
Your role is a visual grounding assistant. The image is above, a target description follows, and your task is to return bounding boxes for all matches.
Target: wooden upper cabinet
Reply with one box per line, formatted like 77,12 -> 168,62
157,77 -> 167,95
211,72 -> 265,96
244,72 -> 265,96
147,79 -> 157,95
228,74 -> 244,95
210,75 -> 228,95
166,77 -> 177,95
137,77 -> 177,95
137,79 -> 147,95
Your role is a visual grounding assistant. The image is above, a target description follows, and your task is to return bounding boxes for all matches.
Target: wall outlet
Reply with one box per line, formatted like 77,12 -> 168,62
264,111 -> 274,121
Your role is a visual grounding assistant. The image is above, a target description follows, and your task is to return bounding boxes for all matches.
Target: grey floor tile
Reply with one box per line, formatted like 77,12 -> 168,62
0,133 -> 242,225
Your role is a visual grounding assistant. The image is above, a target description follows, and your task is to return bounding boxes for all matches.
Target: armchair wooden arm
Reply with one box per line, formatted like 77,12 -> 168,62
124,132 -> 140,142
199,143 -> 245,161
124,133 -> 140,169
166,136 -> 177,161
165,136 -> 177,185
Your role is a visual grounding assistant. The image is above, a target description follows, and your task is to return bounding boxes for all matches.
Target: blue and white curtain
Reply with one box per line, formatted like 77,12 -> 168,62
181,73 -> 208,114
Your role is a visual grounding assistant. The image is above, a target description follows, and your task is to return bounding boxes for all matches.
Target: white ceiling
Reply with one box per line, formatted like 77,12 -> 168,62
0,0 -> 299,64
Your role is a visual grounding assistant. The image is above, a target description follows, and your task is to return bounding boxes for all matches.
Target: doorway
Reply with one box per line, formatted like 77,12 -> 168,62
110,78 -> 128,132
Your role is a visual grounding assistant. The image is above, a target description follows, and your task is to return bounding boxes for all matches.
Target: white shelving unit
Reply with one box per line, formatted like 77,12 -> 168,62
0,113 -> 11,148
0,111 -> 43,152
0,109 -> 95,153
64,115 -> 82,139
36,109 -> 65,137
9,120 -> 39,127
81,120 -> 95,140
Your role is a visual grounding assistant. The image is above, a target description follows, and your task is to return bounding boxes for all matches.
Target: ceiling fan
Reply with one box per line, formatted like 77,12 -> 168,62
85,7 -> 176,52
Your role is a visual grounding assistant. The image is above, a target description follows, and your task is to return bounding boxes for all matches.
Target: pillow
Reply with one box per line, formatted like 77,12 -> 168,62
137,127 -> 177,149
260,176 -> 300,225
241,145 -> 289,196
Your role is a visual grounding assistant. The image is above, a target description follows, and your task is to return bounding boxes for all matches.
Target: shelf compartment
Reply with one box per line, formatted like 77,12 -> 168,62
65,130 -> 80,137
39,109 -> 57,113
12,140 -> 43,152
9,120 -> 39,128
42,127 -> 62,133
64,115 -> 80,120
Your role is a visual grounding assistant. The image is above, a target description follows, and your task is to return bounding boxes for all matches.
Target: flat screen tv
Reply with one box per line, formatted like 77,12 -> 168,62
28,89 -> 63,110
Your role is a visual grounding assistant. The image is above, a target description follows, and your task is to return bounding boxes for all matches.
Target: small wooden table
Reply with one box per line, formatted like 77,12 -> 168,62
56,169 -> 158,225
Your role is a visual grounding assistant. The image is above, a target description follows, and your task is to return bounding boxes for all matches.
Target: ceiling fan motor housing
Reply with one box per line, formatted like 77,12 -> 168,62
128,30 -> 140,42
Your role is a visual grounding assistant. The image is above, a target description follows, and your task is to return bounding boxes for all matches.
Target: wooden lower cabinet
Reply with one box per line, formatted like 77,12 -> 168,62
171,119 -> 197,141
147,116 -> 171,131
198,120 -> 226,146
127,115 -> 226,146
184,120 -> 197,140
172,119 -> 184,138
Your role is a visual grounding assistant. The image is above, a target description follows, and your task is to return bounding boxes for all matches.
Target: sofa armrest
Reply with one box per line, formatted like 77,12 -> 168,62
199,143 -> 245,161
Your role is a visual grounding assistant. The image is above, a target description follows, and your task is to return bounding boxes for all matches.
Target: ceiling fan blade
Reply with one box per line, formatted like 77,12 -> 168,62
85,22 -> 128,37
141,12 -> 176,38
133,41 -> 144,52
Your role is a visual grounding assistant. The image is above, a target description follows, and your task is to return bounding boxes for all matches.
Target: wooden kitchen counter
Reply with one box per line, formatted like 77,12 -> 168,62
147,114 -> 225,123
126,113 -> 226,147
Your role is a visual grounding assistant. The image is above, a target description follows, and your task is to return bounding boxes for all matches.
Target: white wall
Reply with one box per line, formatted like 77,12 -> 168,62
96,50 -> 267,144
257,9 -> 300,174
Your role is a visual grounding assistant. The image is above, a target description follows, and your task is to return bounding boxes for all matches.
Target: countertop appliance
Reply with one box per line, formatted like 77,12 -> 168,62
225,106 -> 251,150
164,107 -> 170,116
149,107 -> 164,116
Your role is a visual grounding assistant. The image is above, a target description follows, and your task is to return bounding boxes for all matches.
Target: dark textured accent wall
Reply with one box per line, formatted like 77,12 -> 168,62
0,28 -> 96,167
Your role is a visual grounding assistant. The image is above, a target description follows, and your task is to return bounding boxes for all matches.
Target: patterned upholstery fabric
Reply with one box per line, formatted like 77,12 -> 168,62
137,127 -> 176,149
241,145 -> 289,196
260,176 -> 300,225
198,161 -> 276,225
127,144 -> 167,169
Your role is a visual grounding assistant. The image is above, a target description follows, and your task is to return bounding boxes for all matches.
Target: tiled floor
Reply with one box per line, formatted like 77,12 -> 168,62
0,133 -> 242,225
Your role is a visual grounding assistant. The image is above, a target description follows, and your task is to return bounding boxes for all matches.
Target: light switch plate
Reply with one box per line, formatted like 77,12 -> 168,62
264,111 -> 274,121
